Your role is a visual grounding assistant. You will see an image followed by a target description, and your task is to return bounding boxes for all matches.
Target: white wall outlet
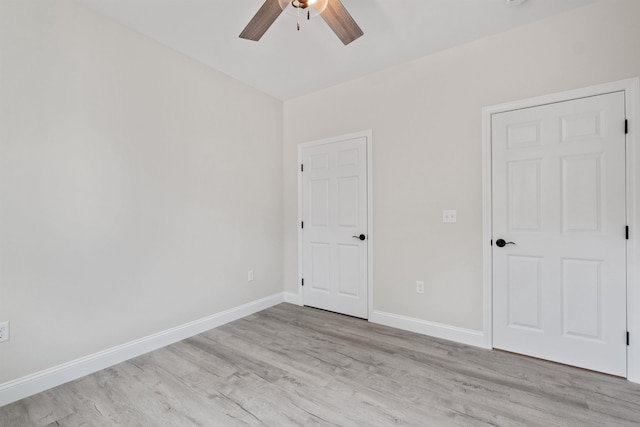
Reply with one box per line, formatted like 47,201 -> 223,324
416,281 -> 425,294
0,321 -> 9,343
443,210 -> 457,223
248,269 -> 254,282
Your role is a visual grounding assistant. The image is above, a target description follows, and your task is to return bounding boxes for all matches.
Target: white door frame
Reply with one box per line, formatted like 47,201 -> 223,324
482,78 -> 640,382
297,130 -> 373,319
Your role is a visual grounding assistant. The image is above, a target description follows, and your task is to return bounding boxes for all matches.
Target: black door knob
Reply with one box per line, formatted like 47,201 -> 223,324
495,238 -> 515,247
352,234 -> 366,241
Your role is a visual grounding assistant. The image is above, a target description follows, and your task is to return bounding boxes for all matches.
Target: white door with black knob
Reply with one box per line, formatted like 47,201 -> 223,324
492,92 -> 627,376
301,135 -> 368,319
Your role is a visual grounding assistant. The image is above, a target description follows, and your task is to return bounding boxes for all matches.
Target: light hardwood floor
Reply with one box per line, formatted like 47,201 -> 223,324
2,303 -> 640,426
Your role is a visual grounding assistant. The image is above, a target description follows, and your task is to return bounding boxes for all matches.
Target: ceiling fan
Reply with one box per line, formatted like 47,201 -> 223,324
239,0 -> 364,45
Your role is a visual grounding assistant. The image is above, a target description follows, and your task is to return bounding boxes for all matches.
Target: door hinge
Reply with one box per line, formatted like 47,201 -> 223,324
626,225 -> 630,240
301,164 -> 304,172
301,221 -> 304,229
627,331 -> 630,346
301,278 -> 304,287
625,119 -> 629,134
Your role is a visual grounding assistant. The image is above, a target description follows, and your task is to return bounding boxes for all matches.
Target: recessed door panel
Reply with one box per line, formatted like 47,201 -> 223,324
508,256 -> 543,331
309,180 -> 329,227
508,160 -> 541,232
507,121 -> 541,149
337,244 -> 359,297
311,243 -> 330,292
561,111 -> 602,143
338,176 -> 359,228
562,258 -> 602,340
337,148 -> 359,168
311,153 -> 329,170
562,155 -> 602,233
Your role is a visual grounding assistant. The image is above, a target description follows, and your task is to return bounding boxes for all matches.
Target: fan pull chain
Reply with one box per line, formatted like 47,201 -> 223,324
292,0 -> 310,31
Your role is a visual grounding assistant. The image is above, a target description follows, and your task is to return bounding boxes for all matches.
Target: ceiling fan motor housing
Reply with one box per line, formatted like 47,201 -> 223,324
292,0 -> 310,9
280,0 -> 328,15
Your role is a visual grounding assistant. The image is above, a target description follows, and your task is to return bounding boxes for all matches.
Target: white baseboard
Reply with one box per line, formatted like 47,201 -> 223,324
283,291 -> 302,306
0,292 -> 284,407
1,296 -> 488,407
369,310 -> 487,348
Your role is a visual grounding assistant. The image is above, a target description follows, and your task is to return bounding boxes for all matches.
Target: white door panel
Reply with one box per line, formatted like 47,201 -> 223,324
492,92 -> 627,376
302,136 -> 368,318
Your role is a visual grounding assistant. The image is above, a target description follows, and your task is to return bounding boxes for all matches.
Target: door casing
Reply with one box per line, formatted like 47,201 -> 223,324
482,77 -> 640,383
297,130 -> 374,319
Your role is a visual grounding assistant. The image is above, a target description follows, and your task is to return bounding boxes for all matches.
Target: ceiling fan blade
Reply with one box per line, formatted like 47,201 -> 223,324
320,0 -> 363,45
239,0 -> 284,41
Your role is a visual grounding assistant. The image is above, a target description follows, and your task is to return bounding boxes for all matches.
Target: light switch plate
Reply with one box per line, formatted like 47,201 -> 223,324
443,210 -> 457,223
0,321 -> 9,343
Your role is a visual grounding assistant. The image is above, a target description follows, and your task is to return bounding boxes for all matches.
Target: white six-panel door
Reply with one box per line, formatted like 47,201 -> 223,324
301,136 -> 368,318
492,92 -> 627,376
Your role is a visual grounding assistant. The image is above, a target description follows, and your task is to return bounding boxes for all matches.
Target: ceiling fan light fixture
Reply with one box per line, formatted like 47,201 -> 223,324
239,0 -> 363,45
278,0 -> 329,18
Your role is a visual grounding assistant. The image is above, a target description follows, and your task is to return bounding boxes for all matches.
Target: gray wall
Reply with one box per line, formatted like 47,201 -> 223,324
0,0 -> 284,383
283,0 -> 640,330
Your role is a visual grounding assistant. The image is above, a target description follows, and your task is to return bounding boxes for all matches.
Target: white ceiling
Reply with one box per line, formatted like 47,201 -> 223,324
78,0 -> 597,100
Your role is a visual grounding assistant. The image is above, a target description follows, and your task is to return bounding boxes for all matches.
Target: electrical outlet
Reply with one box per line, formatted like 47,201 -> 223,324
0,321 -> 9,343
416,281 -> 425,294
248,269 -> 254,282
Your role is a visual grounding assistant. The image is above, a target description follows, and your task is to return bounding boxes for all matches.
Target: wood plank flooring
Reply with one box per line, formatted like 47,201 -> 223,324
2,303 -> 640,426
